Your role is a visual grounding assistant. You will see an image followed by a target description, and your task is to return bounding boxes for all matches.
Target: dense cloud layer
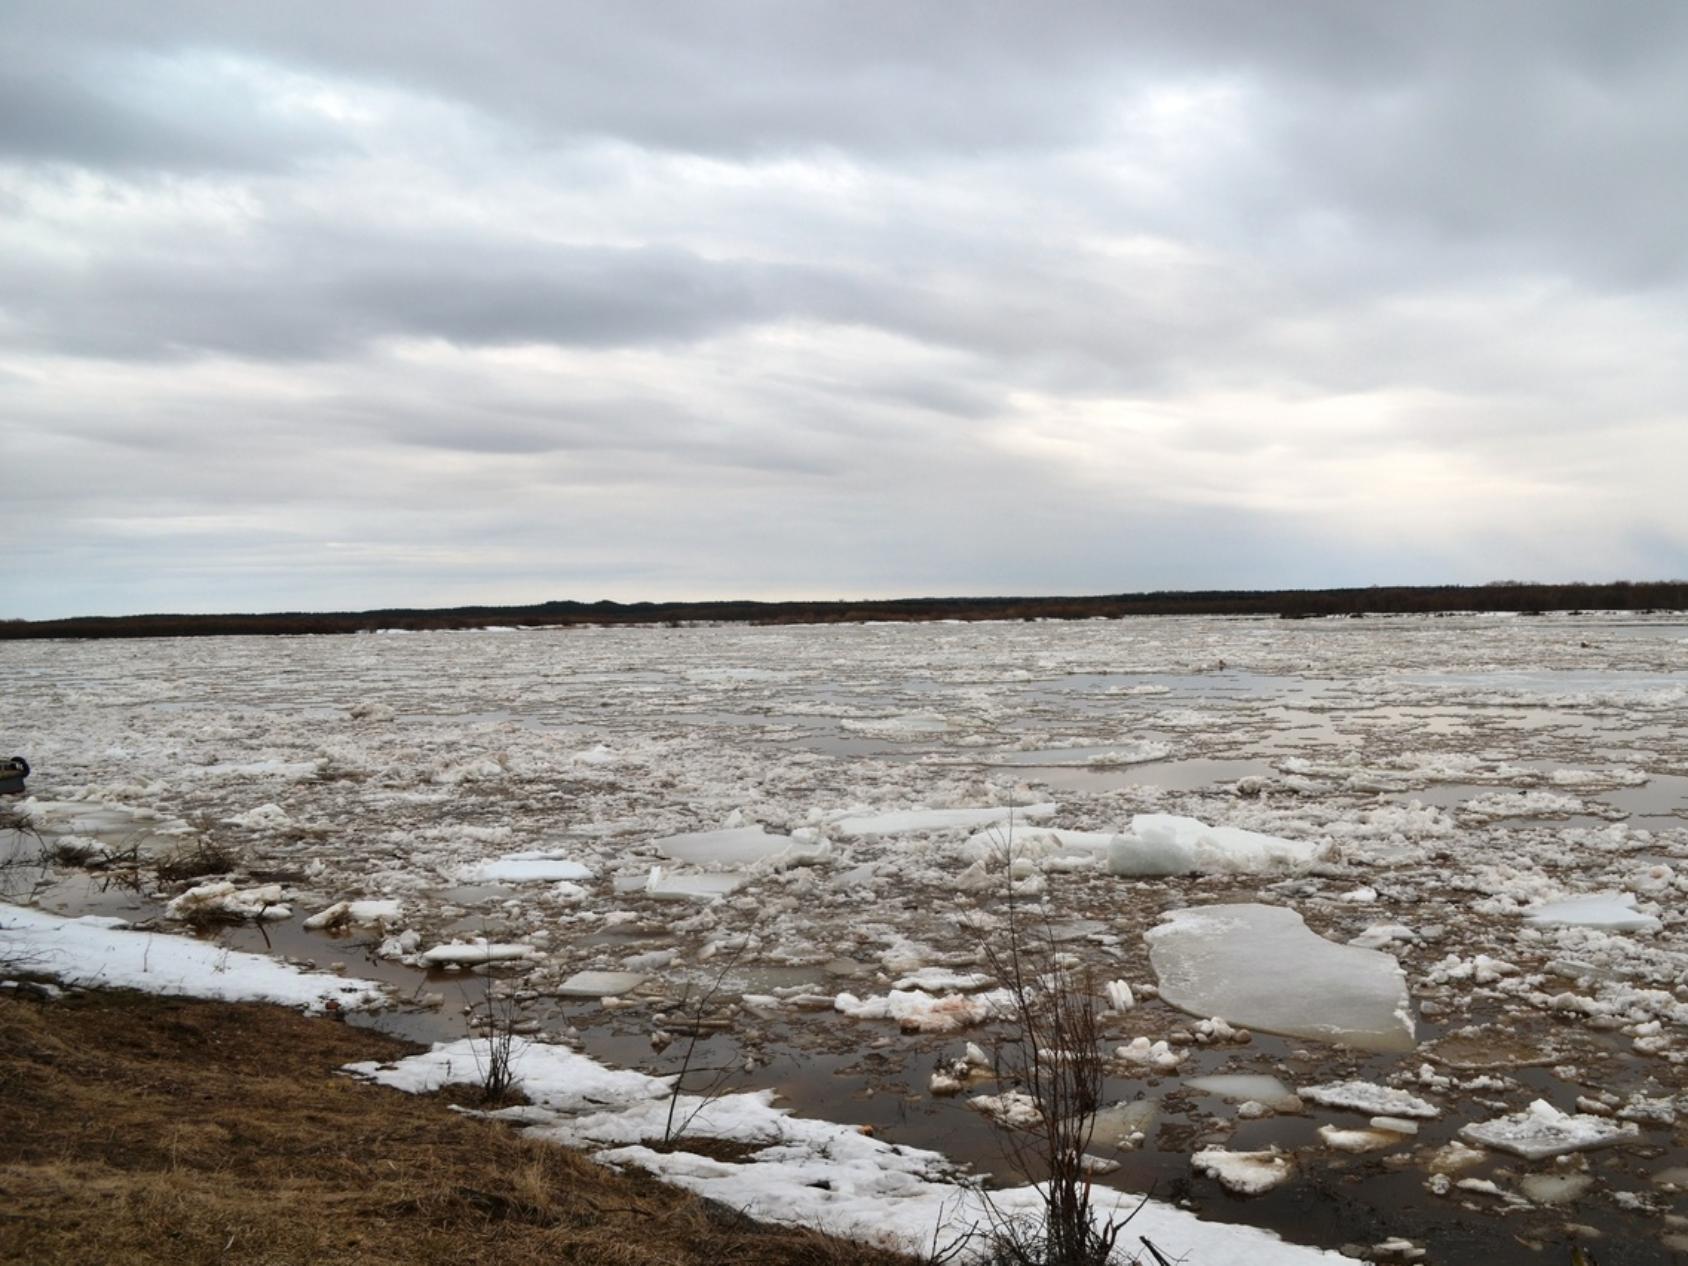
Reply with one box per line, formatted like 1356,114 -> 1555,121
4,2 -> 1687,617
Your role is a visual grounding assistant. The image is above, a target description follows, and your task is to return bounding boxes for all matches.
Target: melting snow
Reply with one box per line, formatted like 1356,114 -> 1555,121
0,902 -> 385,1012
349,1036 -> 1350,1262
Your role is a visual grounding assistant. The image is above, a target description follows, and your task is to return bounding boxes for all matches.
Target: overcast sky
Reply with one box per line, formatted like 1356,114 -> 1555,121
4,2 -> 1687,618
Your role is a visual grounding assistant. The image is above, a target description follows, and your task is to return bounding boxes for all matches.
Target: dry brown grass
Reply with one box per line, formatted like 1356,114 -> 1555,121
0,989 -> 918,1266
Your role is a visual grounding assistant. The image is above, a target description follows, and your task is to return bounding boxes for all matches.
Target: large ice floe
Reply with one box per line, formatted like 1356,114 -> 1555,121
0,903 -> 385,1012
348,1036 -> 1351,1263
1146,904 -> 1416,1052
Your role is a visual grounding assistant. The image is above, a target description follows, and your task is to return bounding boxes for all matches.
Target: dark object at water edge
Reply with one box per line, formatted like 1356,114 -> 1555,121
0,755 -> 28,796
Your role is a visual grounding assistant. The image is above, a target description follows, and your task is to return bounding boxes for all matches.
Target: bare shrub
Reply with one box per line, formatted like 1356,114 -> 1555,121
655,932 -> 755,1147
466,979 -> 522,1106
154,836 -> 235,884
970,817 -> 1142,1266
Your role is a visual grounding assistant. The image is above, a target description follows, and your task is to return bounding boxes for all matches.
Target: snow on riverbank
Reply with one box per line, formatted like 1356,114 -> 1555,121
0,902 -> 387,1013
349,1035 -> 1353,1263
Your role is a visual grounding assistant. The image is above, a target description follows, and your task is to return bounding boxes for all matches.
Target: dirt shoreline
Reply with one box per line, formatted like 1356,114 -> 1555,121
0,985 -> 916,1266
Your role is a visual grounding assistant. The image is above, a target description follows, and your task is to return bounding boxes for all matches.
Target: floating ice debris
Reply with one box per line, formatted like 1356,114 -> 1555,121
1427,1141 -> 1487,1173
962,826 -> 1114,865
1371,1116 -> 1420,1135
1107,815 -> 1322,877
653,827 -> 829,869
1459,1099 -> 1641,1159
224,803 -> 291,829
1519,1173 -> 1593,1204
1318,1125 -> 1403,1152
1105,979 -> 1136,1011
832,803 -> 1057,837
970,1090 -> 1042,1129
891,967 -> 995,992
1192,1147 -> 1295,1195
643,867 -> 744,901
1088,1099 -> 1159,1148
460,850 -> 595,883
303,898 -> 403,929
834,988 -> 1014,1033
1523,893 -> 1661,932
1116,1037 -> 1186,1070
557,970 -> 647,998
1147,904 -> 1416,1053
1371,1238 -> 1426,1263
164,881 -> 291,922
1299,1081 -> 1441,1119
0,903 -> 385,1012
1185,1075 -> 1303,1113
419,941 -> 537,966
1349,924 -> 1417,950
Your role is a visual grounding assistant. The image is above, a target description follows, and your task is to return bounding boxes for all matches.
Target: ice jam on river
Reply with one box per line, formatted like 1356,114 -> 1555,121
3,612 -> 1685,1262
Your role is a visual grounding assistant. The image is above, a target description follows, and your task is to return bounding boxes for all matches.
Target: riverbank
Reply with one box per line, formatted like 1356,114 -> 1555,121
0,985 -> 916,1266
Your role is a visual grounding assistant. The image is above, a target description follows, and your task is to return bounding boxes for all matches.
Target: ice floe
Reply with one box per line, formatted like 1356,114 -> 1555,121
1147,904 -> 1416,1052
1523,893 -> 1661,932
654,826 -> 829,868
1192,1146 -> 1295,1195
418,940 -> 538,966
1298,1081 -> 1441,1119
1459,1099 -> 1641,1159
459,850 -> 595,883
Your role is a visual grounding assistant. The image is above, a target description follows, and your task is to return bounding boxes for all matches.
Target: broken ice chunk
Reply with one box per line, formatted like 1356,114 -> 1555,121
891,968 -> 995,993
1146,904 -> 1416,1053
1523,893 -> 1661,932
460,851 -> 594,883
419,941 -> 537,966
832,803 -> 1056,838
1185,1074 -> 1303,1113
1459,1099 -> 1641,1159
642,867 -> 745,901
303,898 -> 403,930
1192,1147 -> 1295,1195
1116,1037 -> 1185,1070
962,826 -> 1114,866
1106,815 -> 1321,877
969,1091 -> 1042,1129
653,826 -> 829,868
164,881 -> 290,922
556,970 -> 647,998
1317,1125 -> 1403,1152
834,988 -> 1013,1033
1299,1081 -> 1440,1119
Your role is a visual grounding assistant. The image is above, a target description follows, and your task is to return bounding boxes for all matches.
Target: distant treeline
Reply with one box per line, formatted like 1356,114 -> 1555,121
4,581 -> 1686,641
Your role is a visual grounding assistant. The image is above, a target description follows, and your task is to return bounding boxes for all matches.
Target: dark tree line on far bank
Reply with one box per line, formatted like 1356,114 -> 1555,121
4,580 -> 1686,641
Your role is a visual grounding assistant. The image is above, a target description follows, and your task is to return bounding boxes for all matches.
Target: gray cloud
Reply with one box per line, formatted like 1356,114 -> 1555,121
4,1 -> 1688,617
